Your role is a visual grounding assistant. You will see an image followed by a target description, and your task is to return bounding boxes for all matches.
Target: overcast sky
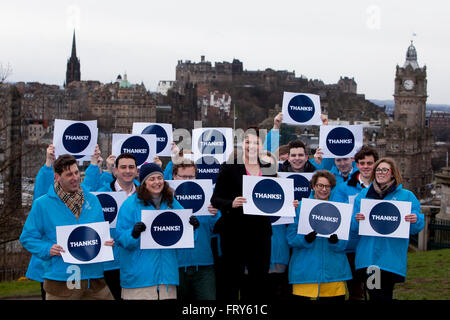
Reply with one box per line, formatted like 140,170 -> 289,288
1,0 -> 449,104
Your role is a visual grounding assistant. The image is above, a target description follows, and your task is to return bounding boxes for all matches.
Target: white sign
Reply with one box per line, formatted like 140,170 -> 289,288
167,180 -> 214,216
297,198 -> 353,240
358,199 -> 412,239
53,119 -> 98,158
92,192 -> 128,228
112,134 -> 157,168
319,125 -> 363,158
242,176 -> 295,217
271,216 -> 295,226
282,92 -> 322,126
192,128 -> 233,162
57,221 -> 114,264
140,209 -> 194,249
132,123 -> 173,157
277,172 -> 314,201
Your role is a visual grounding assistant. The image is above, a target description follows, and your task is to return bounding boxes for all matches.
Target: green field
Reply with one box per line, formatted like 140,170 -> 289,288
0,249 -> 449,300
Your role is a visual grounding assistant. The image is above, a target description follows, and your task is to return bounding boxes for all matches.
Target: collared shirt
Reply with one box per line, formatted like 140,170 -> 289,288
114,180 -> 136,197
341,167 -> 354,182
357,173 -> 369,189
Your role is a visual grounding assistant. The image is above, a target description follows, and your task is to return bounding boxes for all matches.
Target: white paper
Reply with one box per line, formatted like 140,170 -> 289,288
191,127 -> 233,162
53,119 -> 98,158
319,125 -> 363,158
242,175 -> 296,217
281,92 -> 322,126
297,198 -> 353,240
140,209 -> 194,249
112,134 -> 157,168
132,123 -> 173,157
358,199 -> 411,239
57,221 -> 114,264
277,172 -> 314,201
167,179 -> 214,216
92,192 -> 128,228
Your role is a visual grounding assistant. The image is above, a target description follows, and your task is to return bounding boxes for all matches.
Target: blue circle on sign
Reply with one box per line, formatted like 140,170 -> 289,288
96,194 -> 118,224
252,179 -> 285,214
288,174 -> 311,201
62,123 -> 92,154
199,129 -> 227,155
195,156 -> 221,184
67,226 -> 102,262
175,181 -> 205,214
326,127 -> 355,157
309,203 -> 341,235
151,211 -> 184,246
369,202 -> 401,235
287,95 -> 315,123
121,136 -> 150,166
142,124 -> 168,154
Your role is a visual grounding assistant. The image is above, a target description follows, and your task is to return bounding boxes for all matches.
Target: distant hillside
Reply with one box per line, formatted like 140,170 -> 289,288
370,99 -> 450,115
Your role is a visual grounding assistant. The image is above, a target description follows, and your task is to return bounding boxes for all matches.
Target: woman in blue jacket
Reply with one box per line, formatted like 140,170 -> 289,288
115,163 -> 197,300
287,170 -> 352,301
352,157 -> 424,301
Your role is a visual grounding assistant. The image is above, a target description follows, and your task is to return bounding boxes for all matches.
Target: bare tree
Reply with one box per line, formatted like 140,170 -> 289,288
0,62 -> 12,83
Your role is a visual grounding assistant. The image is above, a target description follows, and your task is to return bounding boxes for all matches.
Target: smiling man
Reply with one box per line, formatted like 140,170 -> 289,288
279,140 -> 317,173
332,145 -> 379,301
20,154 -> 114,300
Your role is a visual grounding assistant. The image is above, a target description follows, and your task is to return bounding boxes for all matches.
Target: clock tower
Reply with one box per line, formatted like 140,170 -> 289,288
377,41 -> 433,199
393,40 -> 427,128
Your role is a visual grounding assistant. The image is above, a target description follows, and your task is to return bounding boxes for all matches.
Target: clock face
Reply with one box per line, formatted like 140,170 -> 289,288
403,79 -> 414,90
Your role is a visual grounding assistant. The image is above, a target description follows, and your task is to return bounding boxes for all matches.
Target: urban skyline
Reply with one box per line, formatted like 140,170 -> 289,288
1,0 -> 449,104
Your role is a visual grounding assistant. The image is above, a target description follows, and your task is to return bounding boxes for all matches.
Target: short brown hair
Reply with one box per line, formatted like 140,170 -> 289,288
53,154 -> 77,175
354,145 -> 379,163
172,160 -> 197,177
276,144 -> 290,157
310,170 -> 337,190
370,157 -> 402,186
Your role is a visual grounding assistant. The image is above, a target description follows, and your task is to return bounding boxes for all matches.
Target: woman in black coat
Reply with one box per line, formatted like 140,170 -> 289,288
211,126 -> 277,301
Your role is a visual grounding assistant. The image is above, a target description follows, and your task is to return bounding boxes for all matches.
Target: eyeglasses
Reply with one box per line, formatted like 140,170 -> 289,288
315,183 -> 331,190
176,174 -> 196,179
375,168 -> 391,174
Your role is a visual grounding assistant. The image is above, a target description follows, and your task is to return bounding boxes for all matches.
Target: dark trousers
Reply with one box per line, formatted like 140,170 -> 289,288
104,269 -> 122,300
359,268 -> 404,301
178,265 -> 216,300
267,272 -> 291,301
346,252 -> 364,301
40,282 -> 46,300
218,231 -> 271,301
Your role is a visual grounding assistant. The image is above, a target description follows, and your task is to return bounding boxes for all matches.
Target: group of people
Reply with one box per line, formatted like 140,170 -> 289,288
19,113 -> 424,301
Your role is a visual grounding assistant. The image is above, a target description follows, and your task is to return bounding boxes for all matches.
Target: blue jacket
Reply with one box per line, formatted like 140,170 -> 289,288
20,185 -> 107,281
176,213 -> 220,269
115,194 -> 184,288
332,170 -> 366,253
351,183 -> 424,278
286,194 -> 352,285
270,223 -> 290,268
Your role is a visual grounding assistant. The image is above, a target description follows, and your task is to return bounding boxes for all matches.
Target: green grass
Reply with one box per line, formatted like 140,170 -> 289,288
0,280 -> 41,298
395,248 -> 450,300
0,249 -> 448,299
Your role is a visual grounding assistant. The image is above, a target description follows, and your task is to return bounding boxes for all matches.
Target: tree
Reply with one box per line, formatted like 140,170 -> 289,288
0,62 -> 12,83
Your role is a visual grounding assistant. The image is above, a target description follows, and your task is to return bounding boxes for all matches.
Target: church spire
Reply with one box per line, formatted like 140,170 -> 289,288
403,40 -> 419,69
65,29 -> 81,86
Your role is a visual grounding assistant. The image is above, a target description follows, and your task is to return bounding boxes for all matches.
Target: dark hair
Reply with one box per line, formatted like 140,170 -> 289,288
115,153 -> 137,168
53,154 -> 77,175
277,144 -> 290,156
137,180 -> 175,208
288,139 -> 307,154
310,170 -> 337,190
172,159 -> 197,177
354,145 -> 379,163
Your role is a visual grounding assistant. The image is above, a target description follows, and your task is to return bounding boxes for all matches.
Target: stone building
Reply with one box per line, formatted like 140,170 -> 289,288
376,41 -> 433,199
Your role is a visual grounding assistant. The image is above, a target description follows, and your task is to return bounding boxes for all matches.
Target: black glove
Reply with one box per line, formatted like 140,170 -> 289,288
131,222 -> 146,239
328,234 -> 339,244
305,231 -> 317,243
189,216 -> 200,230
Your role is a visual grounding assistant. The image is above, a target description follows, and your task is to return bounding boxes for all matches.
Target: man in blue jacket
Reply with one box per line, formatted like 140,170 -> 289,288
332,145 -> 378,301
20,154 -> 115,300
173,160 -> 220,300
